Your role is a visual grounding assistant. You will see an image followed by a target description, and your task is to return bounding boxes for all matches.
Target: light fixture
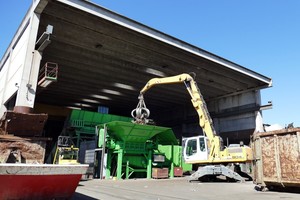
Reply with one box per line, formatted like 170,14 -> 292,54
66,106 -> 81,110
90,94 -> 111,100
101,89 -> 122,96
36,24 -> 53,52
74,103 -> 92,108
82,98 -> 100,104
145,68 -> 165,77
113,83 -> 135,91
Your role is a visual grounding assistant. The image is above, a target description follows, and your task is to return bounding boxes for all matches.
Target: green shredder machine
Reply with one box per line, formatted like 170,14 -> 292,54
98,121 -> 179,180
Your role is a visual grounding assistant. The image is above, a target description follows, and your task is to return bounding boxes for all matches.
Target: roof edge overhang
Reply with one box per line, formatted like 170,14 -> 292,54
54,0 -> 272,88
1,0 -> 272,89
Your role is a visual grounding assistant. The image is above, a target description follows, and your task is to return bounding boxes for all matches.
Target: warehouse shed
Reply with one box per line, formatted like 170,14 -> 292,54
0,0 -> 272,145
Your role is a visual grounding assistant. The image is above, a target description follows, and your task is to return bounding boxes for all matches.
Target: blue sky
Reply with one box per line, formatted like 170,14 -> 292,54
1,1 -> 299,127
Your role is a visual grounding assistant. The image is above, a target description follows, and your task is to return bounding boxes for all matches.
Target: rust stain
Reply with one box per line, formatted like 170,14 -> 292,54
0,135 -> 51,164
278,134 -> 300,180
0,111 -> 48,136
253,128 -> 300,188
262,137 -> 277,178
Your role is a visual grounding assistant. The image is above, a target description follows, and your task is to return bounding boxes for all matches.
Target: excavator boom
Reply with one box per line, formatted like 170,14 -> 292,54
133,73 -> 221,158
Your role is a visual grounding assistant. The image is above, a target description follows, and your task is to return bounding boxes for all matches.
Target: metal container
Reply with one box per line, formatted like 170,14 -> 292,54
174,167 -> 183,177
0,111 -> 48,137
0,163 -> 88,200
152,168 -> 169,179
252,128 -> 300,190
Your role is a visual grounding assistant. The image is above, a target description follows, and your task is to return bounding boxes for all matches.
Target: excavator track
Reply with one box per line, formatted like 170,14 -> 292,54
189,165 -> 245,182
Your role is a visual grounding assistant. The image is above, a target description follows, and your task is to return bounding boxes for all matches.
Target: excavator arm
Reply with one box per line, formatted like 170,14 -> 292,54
132,73 -> 222,158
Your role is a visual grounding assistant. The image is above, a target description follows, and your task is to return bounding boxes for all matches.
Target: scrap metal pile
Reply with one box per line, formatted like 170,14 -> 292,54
0,109 -> 50,164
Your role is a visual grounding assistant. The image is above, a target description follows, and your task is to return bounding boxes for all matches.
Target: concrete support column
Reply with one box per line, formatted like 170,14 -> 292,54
255,90 -> 264,132
15,12 -> 41,110
255,111 -> 264,132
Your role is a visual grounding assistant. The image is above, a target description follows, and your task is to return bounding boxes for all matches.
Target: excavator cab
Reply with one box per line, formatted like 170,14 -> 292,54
183,136 -> 209,163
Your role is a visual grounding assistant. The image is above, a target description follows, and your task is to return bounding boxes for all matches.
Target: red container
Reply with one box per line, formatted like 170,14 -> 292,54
174,167 -> 183,177
0,163 -> 88,200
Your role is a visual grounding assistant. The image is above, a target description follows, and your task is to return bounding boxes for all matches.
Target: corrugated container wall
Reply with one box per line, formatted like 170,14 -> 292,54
251,128 -> 300,191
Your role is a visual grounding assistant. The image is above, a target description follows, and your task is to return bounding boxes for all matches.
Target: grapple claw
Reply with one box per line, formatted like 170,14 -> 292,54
131,94 -> 150,124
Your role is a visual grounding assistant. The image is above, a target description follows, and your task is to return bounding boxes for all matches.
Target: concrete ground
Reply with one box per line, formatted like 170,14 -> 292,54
72,178 -> 300,200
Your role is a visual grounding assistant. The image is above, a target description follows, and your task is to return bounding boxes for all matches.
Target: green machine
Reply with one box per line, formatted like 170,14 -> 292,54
157,145 -> 192,174
68,110 -> 132,147
98,121 -> 189,180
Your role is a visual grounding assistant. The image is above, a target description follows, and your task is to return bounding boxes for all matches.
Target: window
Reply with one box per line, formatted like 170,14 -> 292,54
199,137 -> 206,152
186,139 -> 197,156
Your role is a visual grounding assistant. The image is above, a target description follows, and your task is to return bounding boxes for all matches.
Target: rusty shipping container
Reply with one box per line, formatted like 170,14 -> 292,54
251,128 -> 300,191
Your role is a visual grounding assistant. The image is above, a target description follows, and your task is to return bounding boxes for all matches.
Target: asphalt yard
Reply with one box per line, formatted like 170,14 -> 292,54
72,177 -> 300,200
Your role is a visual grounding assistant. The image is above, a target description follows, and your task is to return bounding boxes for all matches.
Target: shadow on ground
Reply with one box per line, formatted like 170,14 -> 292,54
254,185 -> 300,194
72,192 -> 98,200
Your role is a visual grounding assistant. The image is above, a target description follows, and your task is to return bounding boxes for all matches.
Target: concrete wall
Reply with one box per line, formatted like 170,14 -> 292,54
166,90 -> 263,143
210,90 -> 261,133
0,23 -> 31,106
0,19 -> 32,116
0,1 -> 45,117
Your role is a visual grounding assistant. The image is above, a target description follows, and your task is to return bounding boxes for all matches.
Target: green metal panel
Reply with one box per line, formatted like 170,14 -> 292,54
123,155 -> 147,168
158,145 -> 180,166
98,129 -> 105,147
181,158 -> 193,172
158,145 -> 192,172
105,121 -> 178,145
68,110 -> 132,147
69,110 -> 132,125
101,121 -> 180,179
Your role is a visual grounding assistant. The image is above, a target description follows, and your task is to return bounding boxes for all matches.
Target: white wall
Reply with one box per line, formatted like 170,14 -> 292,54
0,1 -> 44,116
0,25 -> 31,117
4,26 -> 30,102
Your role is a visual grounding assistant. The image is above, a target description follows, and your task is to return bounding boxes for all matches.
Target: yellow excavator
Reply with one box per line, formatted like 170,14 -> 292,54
131,73 -> 253,181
